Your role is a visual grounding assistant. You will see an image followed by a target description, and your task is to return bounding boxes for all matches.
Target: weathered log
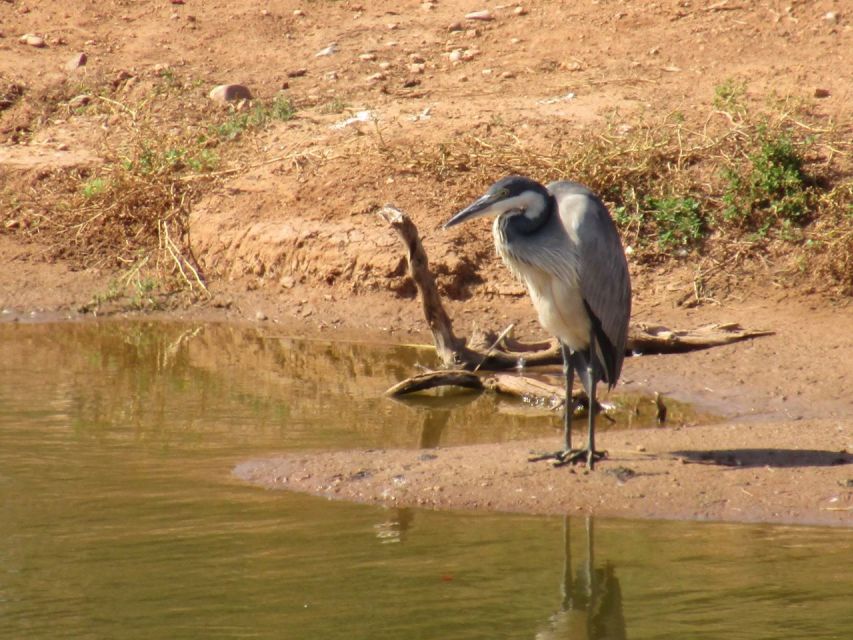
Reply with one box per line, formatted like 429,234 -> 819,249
385,369 -> 484,396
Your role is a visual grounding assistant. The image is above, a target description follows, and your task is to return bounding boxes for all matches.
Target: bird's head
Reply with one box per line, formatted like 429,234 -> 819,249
444,176 -> 553,230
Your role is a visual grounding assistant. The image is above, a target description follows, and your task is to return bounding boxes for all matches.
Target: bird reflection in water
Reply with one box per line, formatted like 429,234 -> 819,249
536,517 -> 627,640
374,508 -> 415,544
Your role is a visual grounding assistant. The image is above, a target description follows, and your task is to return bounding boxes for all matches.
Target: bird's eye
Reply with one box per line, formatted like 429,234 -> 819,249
498,188 -> 509,198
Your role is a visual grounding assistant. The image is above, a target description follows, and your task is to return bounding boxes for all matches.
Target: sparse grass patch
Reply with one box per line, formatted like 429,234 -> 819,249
319,97 -> 349,114
213,94 -> 296,140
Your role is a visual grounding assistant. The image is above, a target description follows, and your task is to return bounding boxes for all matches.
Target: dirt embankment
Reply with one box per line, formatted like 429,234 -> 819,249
1,1 -> 851,525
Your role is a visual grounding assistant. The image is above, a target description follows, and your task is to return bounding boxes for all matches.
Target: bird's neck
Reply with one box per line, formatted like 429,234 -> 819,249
503,191 -> 555,236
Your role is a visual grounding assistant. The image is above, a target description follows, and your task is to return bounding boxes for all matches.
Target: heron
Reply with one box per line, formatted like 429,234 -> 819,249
444,176 -> 631,468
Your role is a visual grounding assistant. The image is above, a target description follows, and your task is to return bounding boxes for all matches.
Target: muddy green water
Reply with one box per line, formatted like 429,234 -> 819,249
0,321 -> 850,639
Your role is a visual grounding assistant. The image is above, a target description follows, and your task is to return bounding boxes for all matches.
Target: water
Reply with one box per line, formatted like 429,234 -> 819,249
0,321 -> 850,639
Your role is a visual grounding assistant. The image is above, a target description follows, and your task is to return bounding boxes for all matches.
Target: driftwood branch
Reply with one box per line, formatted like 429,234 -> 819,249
385,368 -> 590,411
378,204 -> 773,396
385,370 -> 483,396
378,205 -> 464,363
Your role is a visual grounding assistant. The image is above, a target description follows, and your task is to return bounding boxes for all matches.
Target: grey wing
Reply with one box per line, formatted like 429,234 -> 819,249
548,181 -> 632,385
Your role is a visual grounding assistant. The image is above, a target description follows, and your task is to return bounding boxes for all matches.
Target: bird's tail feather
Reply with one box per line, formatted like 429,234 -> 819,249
582,300 -> 619,388
567,342 -> 613,394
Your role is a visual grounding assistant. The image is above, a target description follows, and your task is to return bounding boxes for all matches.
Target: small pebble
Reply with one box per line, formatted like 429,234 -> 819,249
209,84 -> 253,102
293,9 -> 305,17
64,52 -> 87,71
255,310 -> 268,321
465,10 -> 493,21
359,52 -> 377,61
20,34 -> 46,48
408,62 -> 425,74
448,21 -> 464,31
824,11 -> 839,24
315,43 -> 337,57
287,68 -> 307,78
814,88 -> 830,98
367,72 -> 386,82
513,6 -> 528,16
409,53 -> 426,63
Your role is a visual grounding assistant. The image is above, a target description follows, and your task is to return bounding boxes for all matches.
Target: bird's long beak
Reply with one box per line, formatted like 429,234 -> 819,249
443,193 -> 500,229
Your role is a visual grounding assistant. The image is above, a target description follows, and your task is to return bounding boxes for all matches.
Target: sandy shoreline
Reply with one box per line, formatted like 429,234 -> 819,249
235,419 -> 852,527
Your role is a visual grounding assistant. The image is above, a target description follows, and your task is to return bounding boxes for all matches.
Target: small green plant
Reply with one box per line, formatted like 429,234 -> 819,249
320,97 -> 348,114
81,177 -> 107,199
269,94 -> 296,121
722,128 -> 813,231
92,280 -> 123,305
214,95 -> 296,140
645,196 -> 704,250
186,148 -> 218,172
713,78 -> 747,117
130,277 -> 161,310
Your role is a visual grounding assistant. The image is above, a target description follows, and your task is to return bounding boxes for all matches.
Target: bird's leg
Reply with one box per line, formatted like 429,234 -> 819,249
581,336 -> 607,468
530,343 -> 602,467
553,342 -> 606,469
585,360 -> 598,470
562,342 -> 574,452
529,342 -> 575,464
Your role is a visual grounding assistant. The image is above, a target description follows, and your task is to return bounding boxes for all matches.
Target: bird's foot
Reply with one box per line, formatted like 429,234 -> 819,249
528,448 -> 607,468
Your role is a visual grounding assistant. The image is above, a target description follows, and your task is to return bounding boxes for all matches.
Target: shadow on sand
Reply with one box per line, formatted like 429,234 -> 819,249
673,448 -> 852,469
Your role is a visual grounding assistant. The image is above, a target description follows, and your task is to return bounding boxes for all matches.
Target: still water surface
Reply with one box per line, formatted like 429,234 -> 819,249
0,321 -> 850,639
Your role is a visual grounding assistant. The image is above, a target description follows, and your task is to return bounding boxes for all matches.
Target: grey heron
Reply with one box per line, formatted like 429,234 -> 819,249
444,176 -> 631,468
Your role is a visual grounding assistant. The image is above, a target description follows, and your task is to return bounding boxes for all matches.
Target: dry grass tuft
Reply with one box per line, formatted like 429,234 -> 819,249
2,71 -> 297,306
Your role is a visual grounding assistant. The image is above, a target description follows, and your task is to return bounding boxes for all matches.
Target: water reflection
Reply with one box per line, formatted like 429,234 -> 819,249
374,508 -> 416,544
537,518 -> 626,640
